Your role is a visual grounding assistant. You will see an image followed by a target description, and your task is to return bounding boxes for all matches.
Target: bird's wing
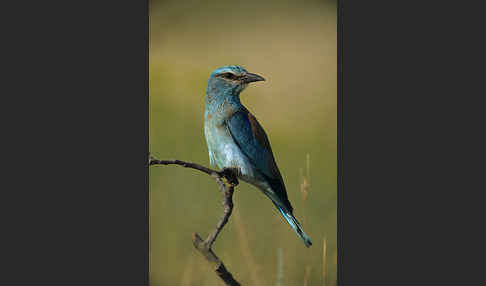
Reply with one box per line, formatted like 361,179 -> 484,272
227,110 -> 292,211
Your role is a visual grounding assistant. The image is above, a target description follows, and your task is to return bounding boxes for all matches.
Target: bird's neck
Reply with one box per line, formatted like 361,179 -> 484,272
205,89 -> 244,117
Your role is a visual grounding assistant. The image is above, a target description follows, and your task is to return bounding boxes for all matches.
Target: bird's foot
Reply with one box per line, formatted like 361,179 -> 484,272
220,168 -> 239,187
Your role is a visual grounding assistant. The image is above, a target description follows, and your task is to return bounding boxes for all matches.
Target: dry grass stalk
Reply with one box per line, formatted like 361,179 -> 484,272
322,238 -> 327,286
303,265 -> 312,286
306,153 -> 311,183
275,248 -> 284,286
300,154 -> 312,285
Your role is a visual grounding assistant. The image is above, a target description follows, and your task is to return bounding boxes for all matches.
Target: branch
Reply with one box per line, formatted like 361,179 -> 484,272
149,154 -> 241,286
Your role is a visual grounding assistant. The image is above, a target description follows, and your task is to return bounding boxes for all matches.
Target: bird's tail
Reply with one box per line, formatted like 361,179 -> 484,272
273,202 -> 312,247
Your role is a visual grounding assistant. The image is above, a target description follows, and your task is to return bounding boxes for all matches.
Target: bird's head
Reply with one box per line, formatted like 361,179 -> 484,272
206,65 -> 265,100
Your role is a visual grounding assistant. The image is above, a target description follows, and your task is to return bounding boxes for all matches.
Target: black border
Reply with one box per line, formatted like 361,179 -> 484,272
8,0 -> 150,284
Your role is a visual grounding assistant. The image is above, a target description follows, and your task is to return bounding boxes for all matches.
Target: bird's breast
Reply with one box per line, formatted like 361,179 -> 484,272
204,118 -> 256,179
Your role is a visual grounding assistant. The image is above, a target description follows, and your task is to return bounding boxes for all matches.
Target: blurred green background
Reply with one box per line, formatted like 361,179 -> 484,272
150,0 -> 337,285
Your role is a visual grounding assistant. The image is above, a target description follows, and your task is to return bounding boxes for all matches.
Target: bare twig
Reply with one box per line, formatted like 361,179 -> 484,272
149,153 -> 241,286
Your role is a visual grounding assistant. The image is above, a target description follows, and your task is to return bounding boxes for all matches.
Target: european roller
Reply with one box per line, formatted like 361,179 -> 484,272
204,65 -> 312,247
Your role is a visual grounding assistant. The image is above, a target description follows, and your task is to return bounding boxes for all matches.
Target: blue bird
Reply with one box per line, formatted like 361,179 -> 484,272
204,65 -> 312,247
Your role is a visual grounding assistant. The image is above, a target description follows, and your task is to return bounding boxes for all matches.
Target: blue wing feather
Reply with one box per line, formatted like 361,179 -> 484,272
227,110 -> 292,211
227,111 -> 269,175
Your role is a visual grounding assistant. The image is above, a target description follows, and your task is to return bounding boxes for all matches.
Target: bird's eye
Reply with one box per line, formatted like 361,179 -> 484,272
224,73 -> 235,79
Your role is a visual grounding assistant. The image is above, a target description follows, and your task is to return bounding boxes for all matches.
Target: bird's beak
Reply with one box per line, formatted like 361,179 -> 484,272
243,73 -> 265,83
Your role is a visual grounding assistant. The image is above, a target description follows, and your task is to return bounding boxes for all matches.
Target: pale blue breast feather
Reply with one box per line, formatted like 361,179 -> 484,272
204,123 -> 216,166
204,116 -> 256,178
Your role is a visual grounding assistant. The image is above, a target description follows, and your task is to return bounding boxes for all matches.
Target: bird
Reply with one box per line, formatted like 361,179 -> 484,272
204,65 -> 312,247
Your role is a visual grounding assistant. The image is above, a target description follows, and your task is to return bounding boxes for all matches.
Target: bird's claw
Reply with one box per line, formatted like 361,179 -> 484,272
221,168 -> 239,187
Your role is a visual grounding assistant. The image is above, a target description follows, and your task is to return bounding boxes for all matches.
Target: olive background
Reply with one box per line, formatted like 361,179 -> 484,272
150,0 -> 337,284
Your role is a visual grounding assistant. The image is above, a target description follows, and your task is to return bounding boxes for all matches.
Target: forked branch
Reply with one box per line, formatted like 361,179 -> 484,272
149,154 -> 241,286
